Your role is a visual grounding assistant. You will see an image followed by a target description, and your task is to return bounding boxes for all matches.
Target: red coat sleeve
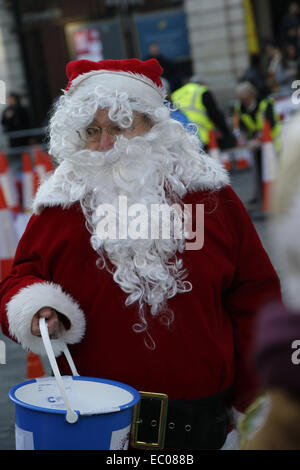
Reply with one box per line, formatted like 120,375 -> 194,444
221,187 -> 282,412
0,205 -> 86,357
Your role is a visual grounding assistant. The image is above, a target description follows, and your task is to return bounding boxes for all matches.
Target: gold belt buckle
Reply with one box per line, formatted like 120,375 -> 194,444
130,391 -> 169,450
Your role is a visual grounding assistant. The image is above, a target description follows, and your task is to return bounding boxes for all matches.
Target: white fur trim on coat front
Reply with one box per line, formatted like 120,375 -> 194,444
33,155 -> 230,215
6,282 -> 86,356
32,163 -> 72,215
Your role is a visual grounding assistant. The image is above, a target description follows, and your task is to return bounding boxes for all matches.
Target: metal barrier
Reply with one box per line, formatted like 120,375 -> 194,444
0,127 -> 47,155
2,127 -> 47,138
0,127 -> 48,174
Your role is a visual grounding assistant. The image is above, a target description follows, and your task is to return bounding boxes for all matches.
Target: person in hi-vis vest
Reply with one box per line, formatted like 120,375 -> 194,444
171,77 -> 236,150
235,81 -> 281,205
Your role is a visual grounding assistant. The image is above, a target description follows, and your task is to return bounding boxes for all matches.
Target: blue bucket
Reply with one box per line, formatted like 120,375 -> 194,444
9,318 -> 140,450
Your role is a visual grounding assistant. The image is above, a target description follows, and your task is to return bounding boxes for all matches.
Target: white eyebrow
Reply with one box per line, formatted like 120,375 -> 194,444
89,120 -> 120,128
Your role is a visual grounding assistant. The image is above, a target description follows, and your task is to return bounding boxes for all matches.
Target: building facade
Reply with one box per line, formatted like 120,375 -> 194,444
184,0 -> 250,106
0,0 -> 27,100
0,0 -> 290,130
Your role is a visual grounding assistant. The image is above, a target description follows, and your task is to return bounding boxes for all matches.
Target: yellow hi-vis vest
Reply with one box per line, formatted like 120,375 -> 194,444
171,83 -> 214,145
234,97 -> 281,153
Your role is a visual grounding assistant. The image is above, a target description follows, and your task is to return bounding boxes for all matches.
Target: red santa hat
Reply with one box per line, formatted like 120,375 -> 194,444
65,58 -> 165,107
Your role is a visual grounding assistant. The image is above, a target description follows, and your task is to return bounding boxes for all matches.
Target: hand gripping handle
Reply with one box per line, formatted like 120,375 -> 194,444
39,317 -> 79,424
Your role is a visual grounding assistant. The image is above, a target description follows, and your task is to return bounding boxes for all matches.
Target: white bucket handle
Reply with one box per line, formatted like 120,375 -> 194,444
39,317 -> 79,424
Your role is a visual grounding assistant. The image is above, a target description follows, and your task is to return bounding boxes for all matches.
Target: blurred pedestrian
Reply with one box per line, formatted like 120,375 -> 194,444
234,81 -> 281,204
146,42 -> 182,91
242,111 -> 300,449
276,42 -> 299,94
265,40 -> 283,93
171,76 -> 236,151
279,1 -> 300,47
1,93 -> 30,147
0,58 -> 281,450
240,54 -> 270,98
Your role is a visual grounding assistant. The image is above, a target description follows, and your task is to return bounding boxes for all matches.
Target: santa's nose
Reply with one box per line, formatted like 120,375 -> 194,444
96,130 -> 114,151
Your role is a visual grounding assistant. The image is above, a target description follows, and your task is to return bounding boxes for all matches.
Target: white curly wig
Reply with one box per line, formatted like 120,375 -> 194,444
46,74 -> 229,348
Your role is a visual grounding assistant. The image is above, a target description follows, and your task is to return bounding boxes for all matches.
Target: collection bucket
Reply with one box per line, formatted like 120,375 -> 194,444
9,318 -> 140,450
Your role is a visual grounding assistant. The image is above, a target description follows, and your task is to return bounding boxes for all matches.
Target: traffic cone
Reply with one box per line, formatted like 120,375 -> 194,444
33,146 -> 46,186
235,149 -> 251,170
22,153 -> 34,213
26,352 -> 45,379
208,129 -> 221,162
261,119 -> 277,214
0,185 -> 18,281
220,151 -> 232,171
0,152 -> 20,213
44,151 -> 54,175
33,170 -> 40,196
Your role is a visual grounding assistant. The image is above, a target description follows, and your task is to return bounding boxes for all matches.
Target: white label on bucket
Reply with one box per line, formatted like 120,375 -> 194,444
109,424 -> 131,450
15,424 -> 34,450
36,376 -> 77,409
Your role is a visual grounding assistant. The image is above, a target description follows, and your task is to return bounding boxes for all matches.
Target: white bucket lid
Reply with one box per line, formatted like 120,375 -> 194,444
10,319 -> 139,422
13,376 -> 138,415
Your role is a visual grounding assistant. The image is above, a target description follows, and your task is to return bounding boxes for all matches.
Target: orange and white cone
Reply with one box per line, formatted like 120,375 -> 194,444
261,119 -> 278,213
33,146 -> 46,189
33,170 -> 41,196
0,152 -> 20,213
22,153 -> 34,214
44,151 -> 54,176
220,151 -> 232,171
13,153 -> 34,240
0,185 -> 18,281
208,129 -> 221,162
235,148 -> 251,170
27,352 -> 45,379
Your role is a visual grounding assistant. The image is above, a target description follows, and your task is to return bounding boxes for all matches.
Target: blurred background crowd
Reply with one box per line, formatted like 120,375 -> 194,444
1,0 -> 300,451
1,0 -> 300,168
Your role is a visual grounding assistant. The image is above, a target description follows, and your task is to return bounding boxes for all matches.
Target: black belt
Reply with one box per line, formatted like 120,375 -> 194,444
130,386 -> 233,450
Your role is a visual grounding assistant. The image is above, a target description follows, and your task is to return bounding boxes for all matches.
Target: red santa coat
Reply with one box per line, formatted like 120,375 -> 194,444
0,181 -> 281,414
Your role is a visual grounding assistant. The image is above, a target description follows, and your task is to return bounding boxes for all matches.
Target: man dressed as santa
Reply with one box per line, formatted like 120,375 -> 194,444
0,58 -> 281,450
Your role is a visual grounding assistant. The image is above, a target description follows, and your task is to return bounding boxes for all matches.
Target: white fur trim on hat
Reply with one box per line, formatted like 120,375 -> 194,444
6,282 -> 86,356
67,70 -> 165,107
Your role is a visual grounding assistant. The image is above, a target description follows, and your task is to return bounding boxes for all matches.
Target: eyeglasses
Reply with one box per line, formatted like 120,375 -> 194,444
77,114 -> 151,143
77,124 -> 126,143
77,118 -> 142,143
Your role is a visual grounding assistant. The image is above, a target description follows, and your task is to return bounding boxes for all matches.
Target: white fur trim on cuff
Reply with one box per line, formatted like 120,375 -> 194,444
6,282 -> 86,356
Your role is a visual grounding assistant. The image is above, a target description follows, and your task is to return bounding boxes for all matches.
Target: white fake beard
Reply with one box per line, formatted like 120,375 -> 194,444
65,131 -> 192,347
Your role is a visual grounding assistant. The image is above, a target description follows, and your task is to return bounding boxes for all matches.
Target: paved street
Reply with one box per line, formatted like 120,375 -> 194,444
0,331 -> 51,450
0,166 -> 278,450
